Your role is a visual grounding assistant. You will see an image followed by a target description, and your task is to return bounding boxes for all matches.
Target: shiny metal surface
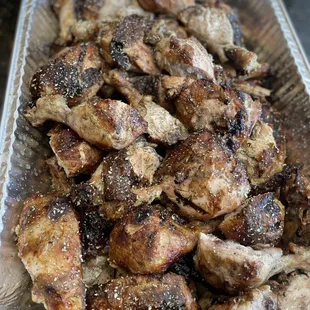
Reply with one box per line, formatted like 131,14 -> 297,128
0,0 -> 310,308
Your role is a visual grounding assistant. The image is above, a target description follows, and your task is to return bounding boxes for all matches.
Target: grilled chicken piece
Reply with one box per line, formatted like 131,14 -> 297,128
145,18 -> 188,45
174,80 -> 261,148
49,124 -> 102,177
282,168 -> 310,247
277,273 -> 310,310
105,71 -> 189,144
52,0 -> 104,43
110,15 -> 159,74
219,193 -> 285,246
138,0 -> 195,15
25,95 -> 147,150
155,35 -> 215,80
72,139 -> 162,220
87,273 -> 199,309
195,234 -> 310,294
109,205 -> 196,274
46,157 -> 73,193
30,43 -> 103,105
98,0 -> 153,22
17,194 -> 85,309
105,69 -> 193,111
156,131 -> 250,220
237,120 -> 286,185
133,96 -> 188,145
208,285 -> 278,310
99,140 -> 162,219
178,5 -> 260,72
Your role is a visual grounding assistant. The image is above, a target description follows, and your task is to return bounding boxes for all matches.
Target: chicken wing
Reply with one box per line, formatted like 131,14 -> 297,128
109,205 -> 197,274
17,193 -> 85,309
219,193 -> 285,246
155,35 -> 215,80
110,15 -> 159,74
25,95 -> 147,150
156,131 -> 250,220
174,79 -> 261,148
30,43 -> 103,105
86,273 -> 199,309
195,234 -> 310,294
138,0 -> 195,15
49,124 -> 102,177
207,285 -> 278,310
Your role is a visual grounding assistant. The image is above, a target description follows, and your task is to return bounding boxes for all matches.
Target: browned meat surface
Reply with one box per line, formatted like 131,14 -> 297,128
86,273 -> 199,309
109,206 -> 196,274
30,43 -> 103,105
72,138 -> 162,220
49,124 -> 102,177
16,194 -> 85,309
97,21 -> 119,65
282,169 -> 310,247
138,0 -> 195,15
145,18 -> 188,45
208,286 -> 278,310
219,193 -> 285,246
178,5 -> 260,72
105,69 -> 193,111
174,80 -> 261,148
132,96 -> 188,145
110,15 -> 159,74
277,273 -> 310,310
237,120 -> 286,185
156,131 -> 250,220
46,156 -> 73,193
99,139 -> 162,219
195,234 -> 310,294
155,35 -> 215,80
25,95 -> 147,150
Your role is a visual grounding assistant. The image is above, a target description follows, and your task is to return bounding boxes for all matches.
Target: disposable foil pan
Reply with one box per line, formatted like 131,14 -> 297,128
0,0 -> 310,308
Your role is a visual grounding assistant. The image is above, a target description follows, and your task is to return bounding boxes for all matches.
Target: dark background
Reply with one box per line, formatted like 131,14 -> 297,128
0,0 -> 309,104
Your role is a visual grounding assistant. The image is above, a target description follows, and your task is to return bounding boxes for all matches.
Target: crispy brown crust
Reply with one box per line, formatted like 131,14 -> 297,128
17,194 -> 85,309
109,205 -> 197,274
30,43 -> 103,105
86,273 -> 199,309
219,193 -> 285,246
49,124 -> 103,177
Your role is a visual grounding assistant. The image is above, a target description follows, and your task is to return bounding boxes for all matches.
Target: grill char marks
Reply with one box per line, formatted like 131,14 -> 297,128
109,205 -> 197,274
111,15 -> 159,74
30,43 -> 103,106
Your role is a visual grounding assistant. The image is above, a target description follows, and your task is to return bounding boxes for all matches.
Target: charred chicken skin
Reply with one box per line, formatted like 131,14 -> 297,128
87,273 -> 199,309
30,42 -> 103,105
109,205 -> 197,274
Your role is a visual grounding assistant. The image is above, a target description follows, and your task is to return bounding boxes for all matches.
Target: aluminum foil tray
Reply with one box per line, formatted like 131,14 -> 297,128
0,0 -> 310,308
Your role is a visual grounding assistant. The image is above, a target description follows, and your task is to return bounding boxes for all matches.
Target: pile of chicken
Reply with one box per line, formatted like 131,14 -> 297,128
17,0 -> 310,309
